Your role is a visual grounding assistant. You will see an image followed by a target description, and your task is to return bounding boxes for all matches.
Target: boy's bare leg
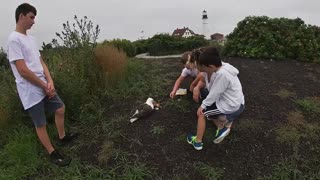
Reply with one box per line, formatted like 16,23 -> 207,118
192,81 -> 205,103
55,105 -> 65,139
196,113 -> 206,142
35,126 -> 55,154
213,115 -> 229,129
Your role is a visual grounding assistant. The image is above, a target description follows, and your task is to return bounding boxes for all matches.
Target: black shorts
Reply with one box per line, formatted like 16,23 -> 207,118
202,103 -> 223,120
202,103 -> 245,122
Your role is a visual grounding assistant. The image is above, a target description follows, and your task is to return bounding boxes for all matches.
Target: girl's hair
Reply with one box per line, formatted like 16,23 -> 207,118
180,51 -> 192,64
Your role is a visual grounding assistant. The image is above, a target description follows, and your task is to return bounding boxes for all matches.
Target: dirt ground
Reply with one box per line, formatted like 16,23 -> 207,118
85,57 -> 320,179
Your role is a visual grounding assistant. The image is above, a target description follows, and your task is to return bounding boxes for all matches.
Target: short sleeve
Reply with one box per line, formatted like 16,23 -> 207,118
8,40 -> 24,62
181,68 -> 190,77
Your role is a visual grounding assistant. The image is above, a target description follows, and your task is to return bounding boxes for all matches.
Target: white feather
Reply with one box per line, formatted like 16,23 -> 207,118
129,118 -> 139,123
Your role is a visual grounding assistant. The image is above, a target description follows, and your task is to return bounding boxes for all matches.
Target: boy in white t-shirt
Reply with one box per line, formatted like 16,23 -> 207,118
7,3 -> 78,166
169,51 -> 205,102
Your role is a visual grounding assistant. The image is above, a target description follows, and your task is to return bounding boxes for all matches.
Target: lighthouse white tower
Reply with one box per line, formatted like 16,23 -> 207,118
202,10 -> 210,39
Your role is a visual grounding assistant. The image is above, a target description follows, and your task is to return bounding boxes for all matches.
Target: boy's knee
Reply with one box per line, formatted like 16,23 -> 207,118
197,113 -> 205,120
35,123 -> 47,130
56,105 -> 65,115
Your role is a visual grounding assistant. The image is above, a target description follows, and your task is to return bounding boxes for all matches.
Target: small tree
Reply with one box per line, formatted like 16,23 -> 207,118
53,15 -> 100,48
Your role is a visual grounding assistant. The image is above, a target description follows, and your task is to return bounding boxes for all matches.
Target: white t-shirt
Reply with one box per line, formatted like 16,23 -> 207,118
181,67 -> 198,78
7,31 -> 46,110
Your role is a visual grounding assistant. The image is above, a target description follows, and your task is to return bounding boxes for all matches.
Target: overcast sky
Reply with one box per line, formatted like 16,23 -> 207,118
1,0 -> 319,49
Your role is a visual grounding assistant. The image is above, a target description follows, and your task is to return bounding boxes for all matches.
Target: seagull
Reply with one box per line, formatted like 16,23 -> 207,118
129,97 -> 160,124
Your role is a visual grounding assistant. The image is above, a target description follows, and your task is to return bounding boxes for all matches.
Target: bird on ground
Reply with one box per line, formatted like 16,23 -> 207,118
129,97 -> 160,124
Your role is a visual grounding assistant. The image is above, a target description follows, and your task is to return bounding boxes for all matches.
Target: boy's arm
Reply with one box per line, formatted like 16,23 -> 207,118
170,75 -> 185,98
40,57 -> 54,92
201,74 -> 228,109
15,59 -> 47,90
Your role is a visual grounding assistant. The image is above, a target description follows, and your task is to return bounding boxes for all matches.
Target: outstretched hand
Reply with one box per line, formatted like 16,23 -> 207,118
169,91 -> 176,99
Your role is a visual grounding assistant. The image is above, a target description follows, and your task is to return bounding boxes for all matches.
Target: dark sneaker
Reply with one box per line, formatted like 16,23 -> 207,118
187,134 -> 203,150
50,150 -> 71,167
58,132 -> 79,146
213,127 -> 230,144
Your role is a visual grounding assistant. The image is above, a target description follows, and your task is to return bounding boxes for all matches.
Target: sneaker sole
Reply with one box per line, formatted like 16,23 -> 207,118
214,128 -> 231,144
187,137 -> 203,150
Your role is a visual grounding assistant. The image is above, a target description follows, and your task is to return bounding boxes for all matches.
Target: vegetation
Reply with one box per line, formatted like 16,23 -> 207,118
101,39 -> 136,57
0,48 -> 9,69
1,14 -> 320,179
224,16 -> 320,62
145,33 -> 209,56
52,15 -> 100,49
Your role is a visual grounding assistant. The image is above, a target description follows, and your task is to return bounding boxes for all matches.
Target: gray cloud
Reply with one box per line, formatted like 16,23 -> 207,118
1,0 -> 319,49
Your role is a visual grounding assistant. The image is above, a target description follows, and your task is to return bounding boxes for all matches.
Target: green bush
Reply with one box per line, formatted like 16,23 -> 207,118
146,33 -> 208,56
0,67 -> 24,127
101,39 -> 136,57
0,48 -> 9,69
224,16 -> 320,62
133,39 -> 148,55
52,15 -> 100,49
40,15 -> 105,121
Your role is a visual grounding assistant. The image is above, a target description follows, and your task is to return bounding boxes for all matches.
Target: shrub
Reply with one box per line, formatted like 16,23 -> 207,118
39,16 -> 105,121
0,48 -> 9,69
224,16 -> 320,62
101,39 -> 136,57
147,33 -> 208,56
0,67 -> 24,127
133,39 -> 148,54
52,15 -> 100,49
94,44 -> 128,87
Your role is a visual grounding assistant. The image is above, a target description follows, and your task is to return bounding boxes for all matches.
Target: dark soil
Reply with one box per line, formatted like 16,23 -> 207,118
85,57 -> 320,179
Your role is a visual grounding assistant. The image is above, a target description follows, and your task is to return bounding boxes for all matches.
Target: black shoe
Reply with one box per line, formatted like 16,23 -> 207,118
58,132 -> 79,146
50,150 -> 71,167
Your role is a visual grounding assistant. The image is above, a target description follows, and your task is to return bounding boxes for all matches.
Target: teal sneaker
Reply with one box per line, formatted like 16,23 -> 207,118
187,134 -> 203,150
214,127 -> 230,144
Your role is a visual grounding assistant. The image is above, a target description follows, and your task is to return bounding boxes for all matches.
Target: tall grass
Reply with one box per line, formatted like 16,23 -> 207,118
94,44 -> 128,87
0,126 -> 41,179
0,67 -> 26,127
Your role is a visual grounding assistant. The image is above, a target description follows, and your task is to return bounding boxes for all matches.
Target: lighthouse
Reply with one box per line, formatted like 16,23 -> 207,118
202,10 -> 210,39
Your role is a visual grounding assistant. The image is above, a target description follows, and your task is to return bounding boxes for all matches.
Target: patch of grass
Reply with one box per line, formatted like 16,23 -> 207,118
257,159 -> 302,180
275,126 -> 301,145
34,156 -> 112,179
193,162 -> 224,180
286,111 -> 306,128
236,119 -> 264,132
273,88 -> 296,98
98,140 -> 114,165
276,110 -> 320,145
174,133 -> 186,143
0,126 -> 41,179
164,98 -> 195,113
302,123 -> 320,141
296,97 -> 320,119
151,125 -> 165,135
120,161 -> 153,180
